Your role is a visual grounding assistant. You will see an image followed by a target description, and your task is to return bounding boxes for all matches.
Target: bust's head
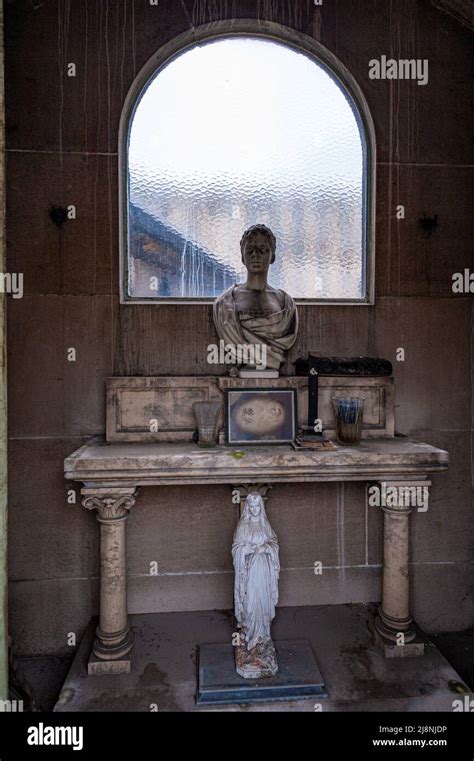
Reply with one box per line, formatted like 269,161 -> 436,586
240,224 -> 276,276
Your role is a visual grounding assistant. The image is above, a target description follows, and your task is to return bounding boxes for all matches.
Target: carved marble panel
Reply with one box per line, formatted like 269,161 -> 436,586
106,376 -> 394,442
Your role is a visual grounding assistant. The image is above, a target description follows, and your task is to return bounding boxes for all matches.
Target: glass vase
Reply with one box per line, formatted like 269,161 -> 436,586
193,401 -> 222,447
331,397 -> 365,445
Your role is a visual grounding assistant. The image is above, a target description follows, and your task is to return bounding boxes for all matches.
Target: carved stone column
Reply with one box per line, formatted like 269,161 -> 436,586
373,480 -> 430,657
82,487 -> 138,674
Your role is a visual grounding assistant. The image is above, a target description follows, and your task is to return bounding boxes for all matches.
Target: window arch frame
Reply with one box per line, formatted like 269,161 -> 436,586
119,19 -> 376,305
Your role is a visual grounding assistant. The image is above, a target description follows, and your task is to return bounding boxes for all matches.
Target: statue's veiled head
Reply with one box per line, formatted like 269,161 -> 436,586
240,224 -> 276,277
234,491 -> 276,544
246,492 -> 265,518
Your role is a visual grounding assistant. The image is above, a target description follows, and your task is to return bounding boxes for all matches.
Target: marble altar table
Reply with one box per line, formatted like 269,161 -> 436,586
64,437 -> 448,674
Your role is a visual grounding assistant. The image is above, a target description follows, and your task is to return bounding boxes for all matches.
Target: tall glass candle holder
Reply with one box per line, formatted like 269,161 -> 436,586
193,401 -> 222,447
331,397 -> 365,445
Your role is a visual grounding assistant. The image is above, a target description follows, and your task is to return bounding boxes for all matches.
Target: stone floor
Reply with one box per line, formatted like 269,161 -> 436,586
12,654 -> 72,712
52,604 -> 472,712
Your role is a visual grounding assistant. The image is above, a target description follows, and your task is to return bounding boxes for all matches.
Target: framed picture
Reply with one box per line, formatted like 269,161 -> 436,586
225,388 -> 297,445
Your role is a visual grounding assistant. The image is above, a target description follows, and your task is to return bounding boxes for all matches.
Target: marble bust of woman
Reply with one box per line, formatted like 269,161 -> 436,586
232,491 -> 280,678
213,225 -> 298,373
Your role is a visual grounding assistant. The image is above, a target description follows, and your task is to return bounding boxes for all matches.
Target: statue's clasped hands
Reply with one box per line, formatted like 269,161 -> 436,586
244,542 -> 267,555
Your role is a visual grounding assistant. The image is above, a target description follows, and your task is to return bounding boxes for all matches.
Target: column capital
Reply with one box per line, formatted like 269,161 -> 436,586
367,480 -> 431,514
81,488 -> 139,523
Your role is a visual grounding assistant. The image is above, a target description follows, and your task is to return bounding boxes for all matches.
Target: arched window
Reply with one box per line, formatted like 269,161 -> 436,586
120,23 -> 375,304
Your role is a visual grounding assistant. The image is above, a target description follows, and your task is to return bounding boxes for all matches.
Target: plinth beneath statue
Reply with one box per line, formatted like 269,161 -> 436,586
235,639 -> 278,679
197,640 -> 326,705
238,367 -> 279,379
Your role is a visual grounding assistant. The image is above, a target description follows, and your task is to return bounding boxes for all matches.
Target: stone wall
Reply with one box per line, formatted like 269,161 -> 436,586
5,0 -> 473,654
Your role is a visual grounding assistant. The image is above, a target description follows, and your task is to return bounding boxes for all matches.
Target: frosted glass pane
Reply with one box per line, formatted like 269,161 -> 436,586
127,37 -> 366,301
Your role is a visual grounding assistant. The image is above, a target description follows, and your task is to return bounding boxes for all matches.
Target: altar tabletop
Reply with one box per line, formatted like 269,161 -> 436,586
64,436 -> 448,487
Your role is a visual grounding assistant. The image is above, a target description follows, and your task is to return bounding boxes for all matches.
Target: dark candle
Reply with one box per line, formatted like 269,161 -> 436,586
307,354 -> 319,429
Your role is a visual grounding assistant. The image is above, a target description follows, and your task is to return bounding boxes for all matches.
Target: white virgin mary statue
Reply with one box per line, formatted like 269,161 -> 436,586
232,491 -> 280,678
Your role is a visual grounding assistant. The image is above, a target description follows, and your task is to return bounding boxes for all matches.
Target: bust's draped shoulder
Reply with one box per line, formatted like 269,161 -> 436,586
213,285 -> 298,370
213,285 -> 244,344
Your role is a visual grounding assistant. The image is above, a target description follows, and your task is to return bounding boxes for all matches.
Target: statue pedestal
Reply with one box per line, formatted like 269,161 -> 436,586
197,640 -> 326,705
238,367 -> 279,379
235,640 -> 278,679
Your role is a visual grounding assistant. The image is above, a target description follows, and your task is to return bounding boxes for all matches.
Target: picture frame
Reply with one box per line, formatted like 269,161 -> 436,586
225,388 -> 297,445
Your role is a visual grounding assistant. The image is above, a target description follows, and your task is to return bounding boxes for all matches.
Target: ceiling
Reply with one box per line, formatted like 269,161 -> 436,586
5,0 -> 474,31
431,0 -> 474,30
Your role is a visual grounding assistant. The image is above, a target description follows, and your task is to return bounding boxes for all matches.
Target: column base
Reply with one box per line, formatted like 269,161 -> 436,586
88,651 -> 132,676
374,608 -> 425,658
87,625 -> 134,675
